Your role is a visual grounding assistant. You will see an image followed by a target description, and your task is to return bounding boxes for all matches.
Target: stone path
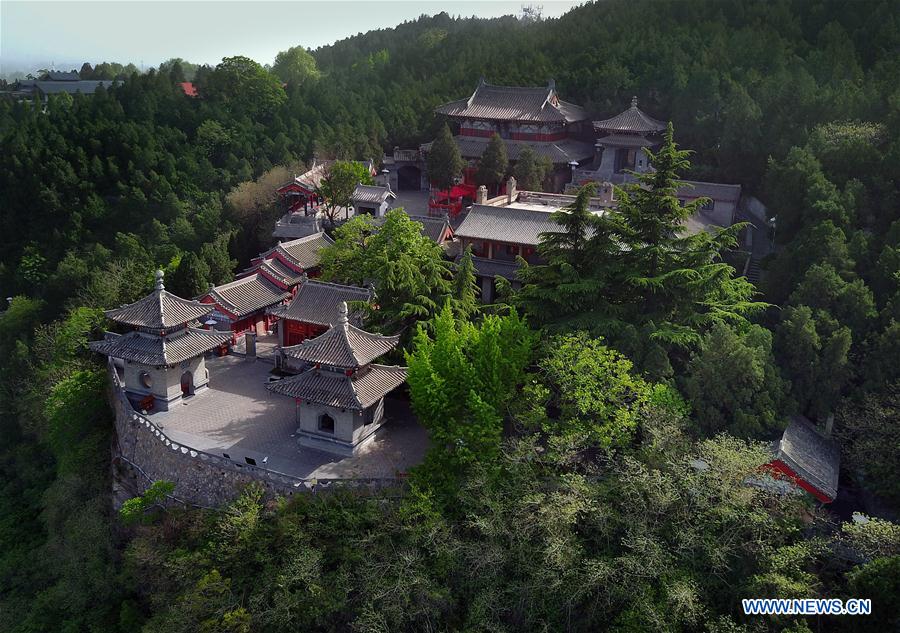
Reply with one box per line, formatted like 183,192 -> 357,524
147,355 -> 428,479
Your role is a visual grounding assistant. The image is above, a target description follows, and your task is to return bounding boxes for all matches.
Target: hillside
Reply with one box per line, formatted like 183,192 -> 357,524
0,1 -> 898,631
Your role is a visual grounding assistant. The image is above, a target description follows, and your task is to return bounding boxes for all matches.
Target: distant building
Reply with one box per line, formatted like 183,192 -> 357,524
765,417 -> 841,504
89,270 -> 230,412
268,302 -> 407,456
351,183 -> 396,217
572,97 -> 744,235
179,82 -> 198,97
426,78 -> 595,192
10,71 -> 118,102
273,159 -> 377,239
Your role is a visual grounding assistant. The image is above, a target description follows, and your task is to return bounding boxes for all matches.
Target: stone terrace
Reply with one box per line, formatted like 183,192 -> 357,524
141,355 -> 428,479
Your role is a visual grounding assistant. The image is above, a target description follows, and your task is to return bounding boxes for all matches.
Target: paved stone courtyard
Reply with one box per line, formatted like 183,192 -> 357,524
145,354 -> 428,479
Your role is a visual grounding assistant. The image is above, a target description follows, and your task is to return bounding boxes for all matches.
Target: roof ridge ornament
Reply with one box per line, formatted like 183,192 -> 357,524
631,95 -> 638,108
338,301 -> 349,327
155,269 -> 165,291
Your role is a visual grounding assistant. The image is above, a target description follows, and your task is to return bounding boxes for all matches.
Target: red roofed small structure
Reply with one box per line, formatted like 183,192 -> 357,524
764,417 -> 841,503
179,82 -> 198,97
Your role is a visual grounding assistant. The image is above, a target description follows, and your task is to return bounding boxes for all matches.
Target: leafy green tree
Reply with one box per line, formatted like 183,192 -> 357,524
836,388 -> 900,505
513,145 -> 551,191
475,133 -> 507,194
517,331 -> 653,449
271,46 -> 320,87
321,210 -> 453,334
205,56 -> 286,118
406,302 -> 534,474
200,234 -> 237,286
776,305 -> 852,420
316,160 -> 374,228
426,123 -> 463,190
680,322 -> 790,438
170,252 -> 210,298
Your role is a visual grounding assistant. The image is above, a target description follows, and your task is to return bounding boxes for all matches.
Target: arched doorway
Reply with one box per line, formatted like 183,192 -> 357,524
397,165 -> 421,191
180,371 -> 194,396
318,413 -> 335,434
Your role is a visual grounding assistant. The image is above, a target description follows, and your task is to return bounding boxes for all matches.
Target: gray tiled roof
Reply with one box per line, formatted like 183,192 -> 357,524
456,204 -> 559,246
677,180 -> 742,203
267,364 -> 407,410
593,97 -> 666,134
268,279 -> 372,327
596,133 -> 656,148
372,214 -> 452,244
106,272 -> 213,329
422,135 -> 594,165
407,215 -> 452,244
274,232 -> 334,269
282,305 -> 400,368
435,79 -> 588,124
43,71 -> 80,81
207,274 -> 291,318
775,417 -> 841,501
89,328 -> 230,366
351,184 -> 395,205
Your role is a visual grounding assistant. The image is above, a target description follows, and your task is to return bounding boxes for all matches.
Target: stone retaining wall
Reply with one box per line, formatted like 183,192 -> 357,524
107,359 -> 400,507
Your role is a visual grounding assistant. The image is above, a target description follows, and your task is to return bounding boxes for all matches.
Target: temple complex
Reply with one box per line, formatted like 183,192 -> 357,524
90,270 -> 231,411
268,302 -> 407,455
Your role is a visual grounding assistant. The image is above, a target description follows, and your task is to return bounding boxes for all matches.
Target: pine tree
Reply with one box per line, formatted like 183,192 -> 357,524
170,253 -> 210,298
427,123 -> 464,190
475,133 -> 508,194
513,146 -> 551,191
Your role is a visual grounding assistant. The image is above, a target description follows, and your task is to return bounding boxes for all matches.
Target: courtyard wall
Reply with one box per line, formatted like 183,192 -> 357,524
107,359 -> 401,508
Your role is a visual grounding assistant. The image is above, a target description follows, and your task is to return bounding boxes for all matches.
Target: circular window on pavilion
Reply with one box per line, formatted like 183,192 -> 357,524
139,371 -> 153,389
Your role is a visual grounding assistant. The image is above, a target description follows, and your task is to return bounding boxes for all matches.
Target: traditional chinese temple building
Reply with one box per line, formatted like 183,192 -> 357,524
428,78 -> 595,193
201,274 -> 291,340
765,417 -> 841,504
268,276 -> 372,347
90,270 -> 231,411
351,183 -> 396,217
268,302 -> 407,455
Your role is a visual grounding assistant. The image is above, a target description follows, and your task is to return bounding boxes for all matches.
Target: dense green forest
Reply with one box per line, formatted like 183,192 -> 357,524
1,0 -> 898,631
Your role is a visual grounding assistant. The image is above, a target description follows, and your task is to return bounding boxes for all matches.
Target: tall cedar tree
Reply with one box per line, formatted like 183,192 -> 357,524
516,182 -> 619,329
427,123 -> 464,190
475,133 -> 508,195
452,245 -> 480,318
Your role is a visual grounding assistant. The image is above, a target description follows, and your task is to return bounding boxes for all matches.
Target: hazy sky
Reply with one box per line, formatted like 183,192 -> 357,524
1,1 -> 582,72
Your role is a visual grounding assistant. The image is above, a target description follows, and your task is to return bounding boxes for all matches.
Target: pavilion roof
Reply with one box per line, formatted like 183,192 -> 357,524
105,270 -> 213,329
435,79 -> 588,124
774,417 -> 841,502
206,273 -> 290,318
268,279 -> 372,327
240,255 -> 305,287
267,364 -> 407,410
351,183 -> 396,205
89,328 -> 230,366
281,302 -> 399,368
593,97 -> 666,134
